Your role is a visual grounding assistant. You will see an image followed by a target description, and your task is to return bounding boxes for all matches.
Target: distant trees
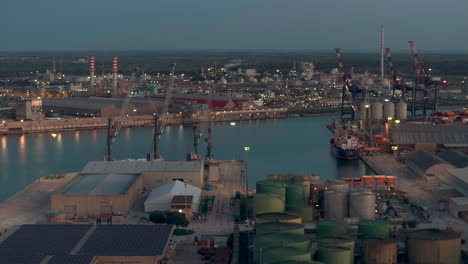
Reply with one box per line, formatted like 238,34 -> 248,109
148,211 -> 189,228
149,212 -> 166,224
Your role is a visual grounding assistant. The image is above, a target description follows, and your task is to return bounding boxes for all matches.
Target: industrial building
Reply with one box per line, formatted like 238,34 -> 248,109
406,150 -> 456,183
436,167 -> 468,217
0,224 -> 174,264
390,123 -> 468,146
437,149 -> 468,168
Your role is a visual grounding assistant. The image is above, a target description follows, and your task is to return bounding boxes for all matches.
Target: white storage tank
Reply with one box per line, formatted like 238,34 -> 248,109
325,190 -> 349,220
359,102 -> 369,120
395,102 -> 407,120
327,180 -> 349,191
383,102 -> 395,120
371,102 -> 383,120
349,190 -> 376,220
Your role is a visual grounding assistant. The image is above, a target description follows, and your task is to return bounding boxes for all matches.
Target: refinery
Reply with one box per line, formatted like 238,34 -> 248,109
0,25 -> 468,264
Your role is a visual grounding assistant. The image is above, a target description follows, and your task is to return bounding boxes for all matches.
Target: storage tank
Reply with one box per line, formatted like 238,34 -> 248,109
358,220 -> 390,239
407,229 -> 461,264
286,205 -> 314,222
256,212 -> 302,224
256,180 -> 286,199
303,173 -> 320,182
254,234 -> 311,263
324,190 -> 349,220
371,102 -> 383,120
266,173 -> 280,181
262,247 -> 312,264
316,246 -> 352,264
316,221 -> 349,238
253,194 -> 285,217
359,102 -> 370,120
326,180 -> 349,191
383,102 -> 395,120
395,101 -> 407,120
361,238 -> 397,264
294,176 -> 311,202
256,222 -> 304,236
317,236 -> 355,264
349,191 -> 375,220
286,183 -> 307,205
280,174 -> 296,182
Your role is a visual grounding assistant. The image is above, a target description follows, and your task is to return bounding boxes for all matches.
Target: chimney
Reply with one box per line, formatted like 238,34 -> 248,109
89,56 -> 95,94
112,56 -> 118,96
380,25 -> 385,80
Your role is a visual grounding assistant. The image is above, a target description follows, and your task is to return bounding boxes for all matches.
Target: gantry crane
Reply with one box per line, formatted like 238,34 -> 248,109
385,48 -> 409,101
153,63 -> 176,159
191,82 -> 214,159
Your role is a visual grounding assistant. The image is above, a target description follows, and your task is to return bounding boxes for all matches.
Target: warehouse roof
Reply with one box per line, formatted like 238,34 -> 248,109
44,98 -> 117,110
61,173 -> 139,195
447,167 -> 468,184
390,124 -> 468,144
144,180 -> 201,212
406,150 -> 450,171
437,150 -> 468,168
81,160 -> 203,174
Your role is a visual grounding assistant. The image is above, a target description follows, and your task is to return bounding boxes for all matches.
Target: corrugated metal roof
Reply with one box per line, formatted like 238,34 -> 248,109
390,124 -> 468,144
81,160 -> 203,174
406,150 -> 449,171
437,150 -> 468,168
144,180 -> 201,212
447,167 -> 468,184
44,97 -> 162,110
61,173 -> 139,195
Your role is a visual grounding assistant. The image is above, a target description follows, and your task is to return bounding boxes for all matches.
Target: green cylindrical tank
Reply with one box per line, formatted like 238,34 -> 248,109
256,180 -> 287,198
317,236 -> 354,264
286,205 -> 314,222
262,247 -> 311,264
316,246 -> 352,264
254,234 -> 311,263
256,212 -> 302,224
358,220 -> 390,239
256,222 -> 304,236
254,194 -> 285,217
286,183 -> 307,205
316,221 -> 349,238
407,229 -> 461,264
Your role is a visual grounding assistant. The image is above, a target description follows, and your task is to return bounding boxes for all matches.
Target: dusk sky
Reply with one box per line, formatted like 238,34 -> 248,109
2,0 -> 467,51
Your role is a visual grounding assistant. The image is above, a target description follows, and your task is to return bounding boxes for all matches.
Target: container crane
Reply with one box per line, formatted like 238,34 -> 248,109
205,82 -> 214,159
385,48 -> 409,101
153,63 -> 176,159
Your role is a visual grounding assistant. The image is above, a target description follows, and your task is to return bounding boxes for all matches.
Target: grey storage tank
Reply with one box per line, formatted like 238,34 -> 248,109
349,190 -> 375,220
324,190 -> 349,220
395,101 -> 407,120
371,102 -> 383,120
383,101 -> 395,120
359,102 -> 370,120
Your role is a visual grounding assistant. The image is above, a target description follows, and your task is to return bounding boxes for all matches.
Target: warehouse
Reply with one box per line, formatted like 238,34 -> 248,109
406,150 -> 456,183
51,173 -> 143,219
0,224 -> 174,264
437,149 -> 468,168
436,167 -> 468,217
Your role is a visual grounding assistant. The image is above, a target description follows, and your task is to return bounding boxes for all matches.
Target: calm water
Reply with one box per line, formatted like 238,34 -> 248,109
0,116 -> 373,201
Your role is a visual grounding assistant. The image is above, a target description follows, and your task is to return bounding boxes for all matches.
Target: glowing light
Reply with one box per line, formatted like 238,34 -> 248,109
51,133 -> 57,139
395,120 -> 400,124
391,146 -> 398,151
230,122 -> 236,126
387,117 -> 393,121
244,146 -> 250,151
178,209 -> 183,213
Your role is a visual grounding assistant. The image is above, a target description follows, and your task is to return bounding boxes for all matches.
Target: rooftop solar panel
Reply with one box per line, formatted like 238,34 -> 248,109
0,254 -> 46,264
47,254 -> 94,264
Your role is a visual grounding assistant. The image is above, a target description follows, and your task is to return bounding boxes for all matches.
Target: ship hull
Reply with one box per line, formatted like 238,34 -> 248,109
330,143 -> 360,160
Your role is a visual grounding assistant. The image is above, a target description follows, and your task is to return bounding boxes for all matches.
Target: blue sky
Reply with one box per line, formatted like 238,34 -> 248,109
2,0 -> 467,51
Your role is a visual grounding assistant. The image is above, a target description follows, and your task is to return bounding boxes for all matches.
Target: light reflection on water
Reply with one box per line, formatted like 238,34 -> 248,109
0,116 -> 373,201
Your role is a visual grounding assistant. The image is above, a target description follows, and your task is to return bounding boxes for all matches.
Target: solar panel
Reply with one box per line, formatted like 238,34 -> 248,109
0,254 -> 46,264
48,254 -> 94,264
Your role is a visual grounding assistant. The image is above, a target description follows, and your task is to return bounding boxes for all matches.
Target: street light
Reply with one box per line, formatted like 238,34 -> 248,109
395,120 -> 400,124
51,133 -> 57,139
230,122 -> 236,126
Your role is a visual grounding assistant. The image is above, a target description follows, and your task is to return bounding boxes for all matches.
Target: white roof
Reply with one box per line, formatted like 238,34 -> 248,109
144,180 -> 201,213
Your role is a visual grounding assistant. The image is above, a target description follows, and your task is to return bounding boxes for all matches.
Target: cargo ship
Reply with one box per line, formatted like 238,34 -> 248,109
330,135 -> 361,160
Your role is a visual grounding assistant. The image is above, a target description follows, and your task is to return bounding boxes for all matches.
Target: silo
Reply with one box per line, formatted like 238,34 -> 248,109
256,180 -> 286,199
316,221 -> 349,238
361,238 -> 397,264
316,246 -> 352,264
317,236 -> 355,264
358,220 -> 390,239
254,194 -> 285,217
294,176 -> 311,202
383,102 -> 395,120
256,222 -> 304,236
371,102 -> 383,120
303,173 -> 321,182
286,205 -> 314,222
349,191 -> 375,220
286,183 -> 307,205
256,212 -> 302,224
262,247 -> 312,264
254,234 -> 311,263
324,190 -> 349,220
359,102 -> 369,120
407,229 -> 461,264
266,173 -> 280,181
395,101 -> 407,120
326,180 -> 349,191
280,174 -> 296,182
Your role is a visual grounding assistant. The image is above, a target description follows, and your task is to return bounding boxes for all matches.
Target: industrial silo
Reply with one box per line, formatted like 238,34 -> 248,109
256,180 -> 287,198
254,233 -> 311,263
294,176 -> 311,202
303,173 -> 321,182
324,190 -> 349,220
262,247 -> 312,264
358,220 -> 390,239
286,183 -> 307,205
395,101 -> 407,120
407,229 -> 461,264
349,191 -> 375,220
266,173 -> 280,181
316,221 -> 349,238
371,102 -> 383,120
280,174 -> 296,182
256,222 -> 304,236
383,102 -> 395,120
286,205 -> 314,222
256,212 -> 302,224
316,246 -> 352,264
317,236 -> 355,264
361,238 -> 397,264
326,180 -> 349,191
359,102 -> 370,120
253,194 -> 285,217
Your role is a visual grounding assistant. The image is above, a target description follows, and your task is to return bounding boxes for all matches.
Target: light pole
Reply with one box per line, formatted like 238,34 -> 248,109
243,146 -> 250,264
51,133 -> 58,177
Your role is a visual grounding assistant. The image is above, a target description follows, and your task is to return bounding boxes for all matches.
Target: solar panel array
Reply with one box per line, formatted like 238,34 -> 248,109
79,225 -> 173,256
0,254 -> 46,264
47,254 -> 94,264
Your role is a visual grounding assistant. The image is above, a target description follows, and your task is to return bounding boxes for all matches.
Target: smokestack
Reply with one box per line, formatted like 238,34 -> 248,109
380,25 -> 385,80
89,56 -> 95,94
112,56 -> 118,96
